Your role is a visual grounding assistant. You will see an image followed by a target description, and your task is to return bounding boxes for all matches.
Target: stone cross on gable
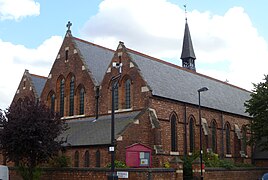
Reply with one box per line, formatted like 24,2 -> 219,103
66,21 -> 72,33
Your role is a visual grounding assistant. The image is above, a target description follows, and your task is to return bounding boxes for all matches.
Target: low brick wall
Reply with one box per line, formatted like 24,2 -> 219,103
9,167 -> 268,180
204,167 -> 268,180
9,167 -> 180,180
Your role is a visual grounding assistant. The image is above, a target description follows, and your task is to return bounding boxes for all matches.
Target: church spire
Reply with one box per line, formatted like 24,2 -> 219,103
180,8 -> 196,71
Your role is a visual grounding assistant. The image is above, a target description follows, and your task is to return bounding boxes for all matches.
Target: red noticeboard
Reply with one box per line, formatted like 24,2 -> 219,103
125,143 -> 152,168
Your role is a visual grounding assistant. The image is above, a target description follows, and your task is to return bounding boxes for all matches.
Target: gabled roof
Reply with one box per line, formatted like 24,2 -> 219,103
180,21 -> 196,60
59,111 -> 141,146
127,49 -> 251,117
29,73 -> 47,98
73,37 -> 115,86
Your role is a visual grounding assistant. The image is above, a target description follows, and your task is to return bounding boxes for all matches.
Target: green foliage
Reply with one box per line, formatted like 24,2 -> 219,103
49,155 -> 70,167
218,159 -> 234,170
18,165 -> 42,180
106,160 -> 128,168
163,161 -> 170,168
203,152 -> 220,167
244,74 -> 268,151
183,153 -> 199,179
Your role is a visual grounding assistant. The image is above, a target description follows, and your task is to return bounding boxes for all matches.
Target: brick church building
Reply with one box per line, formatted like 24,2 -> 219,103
3,20 -> 254,168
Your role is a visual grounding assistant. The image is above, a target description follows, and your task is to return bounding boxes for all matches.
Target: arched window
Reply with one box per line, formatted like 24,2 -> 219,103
95,150 -> 100,167
69,76 -> 75,116
170,114 -> 177,151
225,123 -> 231,154
74,151 -> 79,167
242,126 -> 247,155
79,88 -> 85,115
51,94 -> 55,113
125,79 -> 131,109
189,117 -> 195,153
211,121 -> 217,153
113,82 -> 119,110
84,150 -> 90,167
60,79 -> 65,117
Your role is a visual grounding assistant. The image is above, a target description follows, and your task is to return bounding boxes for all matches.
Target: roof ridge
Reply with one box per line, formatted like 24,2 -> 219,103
126,48 -> 250,93
29,73 -> 47,79
72,36 -> 115,53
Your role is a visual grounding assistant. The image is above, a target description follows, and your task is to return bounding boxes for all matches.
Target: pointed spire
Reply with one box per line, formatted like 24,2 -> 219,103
180,19 -> 196,71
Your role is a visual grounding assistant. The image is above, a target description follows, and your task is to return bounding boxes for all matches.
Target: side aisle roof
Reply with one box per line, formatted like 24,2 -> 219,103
29,73 -> 47,98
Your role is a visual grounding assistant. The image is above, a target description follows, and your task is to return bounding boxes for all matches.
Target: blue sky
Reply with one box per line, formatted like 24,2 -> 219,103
1,0 -> 268,109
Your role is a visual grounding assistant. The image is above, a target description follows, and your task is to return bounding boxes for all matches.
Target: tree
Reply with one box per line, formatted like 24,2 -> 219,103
244,74 -> 268,151
0,99 -> 67,180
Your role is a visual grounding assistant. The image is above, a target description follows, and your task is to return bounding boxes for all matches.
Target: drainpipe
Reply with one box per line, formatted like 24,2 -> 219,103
95,86 -> 100,119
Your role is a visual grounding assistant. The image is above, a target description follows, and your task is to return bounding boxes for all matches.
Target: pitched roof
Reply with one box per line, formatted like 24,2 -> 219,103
180,21 -> 196,60
29,74 -> 47,98
59,111 -> 141,147
127,49 -> 251,117
73,37 -> 115,86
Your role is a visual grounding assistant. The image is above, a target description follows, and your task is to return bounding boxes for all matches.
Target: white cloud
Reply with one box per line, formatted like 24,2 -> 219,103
81,0 -> 268,91
0,36 -> 63,109
0,0 -> 40,20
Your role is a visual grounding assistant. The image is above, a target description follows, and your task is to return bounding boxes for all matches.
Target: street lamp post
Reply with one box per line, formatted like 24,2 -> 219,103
198,87 -> 208,180
108,59 -> 122,180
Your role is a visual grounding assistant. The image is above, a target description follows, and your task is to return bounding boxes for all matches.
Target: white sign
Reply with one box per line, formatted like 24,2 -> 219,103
117,171 -> 128,178
109,146 -> 114,152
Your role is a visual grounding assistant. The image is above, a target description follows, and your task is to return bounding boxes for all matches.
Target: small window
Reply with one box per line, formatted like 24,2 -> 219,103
74,151 -> 79,167
84,150 -> 90,167
96,150 -> 100,167
65,50 -> 69,60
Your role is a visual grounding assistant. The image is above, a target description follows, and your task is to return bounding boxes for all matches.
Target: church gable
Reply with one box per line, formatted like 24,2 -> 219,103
12,69 -> 46,104
99,42 -> 152,114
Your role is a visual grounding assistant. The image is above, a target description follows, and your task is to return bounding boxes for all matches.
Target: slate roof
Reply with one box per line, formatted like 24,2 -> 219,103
127,50 -> 251,117
59,111 -> 141,147
73,38 -> 115,86
29,74 -> 47,98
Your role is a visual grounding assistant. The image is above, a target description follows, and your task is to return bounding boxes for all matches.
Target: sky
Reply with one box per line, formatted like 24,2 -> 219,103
0,0 -> 268,109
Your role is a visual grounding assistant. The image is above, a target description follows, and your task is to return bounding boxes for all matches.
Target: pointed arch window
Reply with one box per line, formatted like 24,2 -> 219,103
69,76 -> 75,116
79,88 -> 85,115
242,126 -> 247,155
226,123 -> 231,154
50,94 -> 55,113
84,150 -> 90,167
189,117 -> 195,153
125,79 -> 131,109
95,150 -> 100,167
211,121 -> 217,153
74,151 -> 79,167
170,114 -> 177,151
113,82 -> 119,110
60,79 -> 65,117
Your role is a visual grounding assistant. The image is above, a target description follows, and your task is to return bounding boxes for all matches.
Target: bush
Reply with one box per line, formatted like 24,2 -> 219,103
183,153 -> 199,180
18,165 -> 42,180
106,160 -> 128,168
49,155 -> 70,167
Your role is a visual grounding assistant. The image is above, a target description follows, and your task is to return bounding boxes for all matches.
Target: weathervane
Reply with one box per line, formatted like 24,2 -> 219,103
66,21 -> 72,33
184,4 -> 187,21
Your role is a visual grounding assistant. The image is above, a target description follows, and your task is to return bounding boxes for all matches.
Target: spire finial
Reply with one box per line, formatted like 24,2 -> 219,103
184,4 -> 187,21
66,21 -> 72,33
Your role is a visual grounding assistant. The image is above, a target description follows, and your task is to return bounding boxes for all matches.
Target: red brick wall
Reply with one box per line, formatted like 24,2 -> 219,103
40,36 -> 97,117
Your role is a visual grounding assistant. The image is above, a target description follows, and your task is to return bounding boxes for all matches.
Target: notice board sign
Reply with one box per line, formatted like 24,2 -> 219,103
117,171 -> 129,178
